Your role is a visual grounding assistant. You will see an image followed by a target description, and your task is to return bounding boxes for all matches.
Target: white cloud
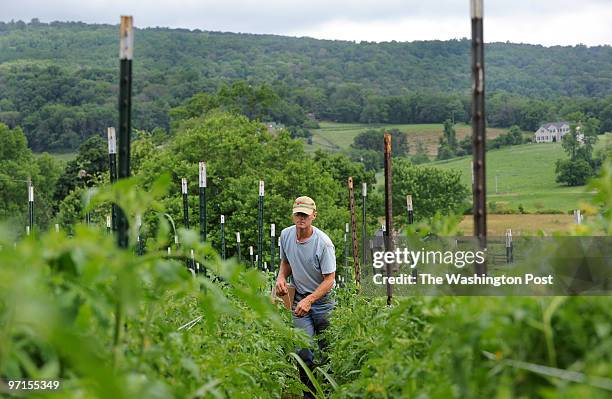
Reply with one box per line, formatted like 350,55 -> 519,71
288,16 -> 469,43
1,0 -> 611,46
486,3 -> 612,46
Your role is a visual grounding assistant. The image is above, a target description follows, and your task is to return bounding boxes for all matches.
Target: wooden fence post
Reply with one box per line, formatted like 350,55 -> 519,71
383,132 -> 394,305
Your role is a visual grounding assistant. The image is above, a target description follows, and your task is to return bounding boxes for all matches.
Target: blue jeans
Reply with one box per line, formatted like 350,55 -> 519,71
292,291 -> 335,367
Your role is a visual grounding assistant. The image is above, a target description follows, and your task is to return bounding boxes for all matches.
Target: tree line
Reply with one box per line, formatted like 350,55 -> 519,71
555,115 -> 609,186
0,20 -> 611,151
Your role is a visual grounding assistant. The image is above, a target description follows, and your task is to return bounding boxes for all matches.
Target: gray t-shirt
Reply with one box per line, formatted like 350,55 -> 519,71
279,225 -> 336,294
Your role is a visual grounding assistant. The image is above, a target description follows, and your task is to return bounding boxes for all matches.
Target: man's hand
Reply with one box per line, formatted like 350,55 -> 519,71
294,296 -> 313,317
275,277 -> 288,296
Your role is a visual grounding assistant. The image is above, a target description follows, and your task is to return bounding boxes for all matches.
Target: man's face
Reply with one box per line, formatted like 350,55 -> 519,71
292,211 -> 316,229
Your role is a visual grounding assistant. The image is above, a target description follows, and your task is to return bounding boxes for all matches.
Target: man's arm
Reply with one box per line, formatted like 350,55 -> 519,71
294,272 -> 335,317
275,258 -> 292,296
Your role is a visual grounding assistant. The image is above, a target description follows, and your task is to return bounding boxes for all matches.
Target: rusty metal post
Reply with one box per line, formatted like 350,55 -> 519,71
383,133 -> 394,305
406,194 -> 418,280
471,1 -> 487,274
369,239 -> 374,276
348,177 -> 360,285
470,160 -> 474,187
117,16 -> 133,249
362,182 -> 367,275
343,223 -> 349,270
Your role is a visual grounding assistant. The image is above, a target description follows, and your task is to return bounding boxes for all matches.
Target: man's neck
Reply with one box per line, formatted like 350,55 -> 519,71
296,226 -> 314,242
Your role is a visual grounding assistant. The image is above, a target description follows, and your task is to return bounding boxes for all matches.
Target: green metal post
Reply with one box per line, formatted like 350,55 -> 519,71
236,232 -> 241,262
108,127 -> 118,232
221,215 -> 226,260
257,180 -> 264,270
117,16 -> 133,249
270,223 -> 275,273
199,161 -> 207,242
28,183 -> 34,234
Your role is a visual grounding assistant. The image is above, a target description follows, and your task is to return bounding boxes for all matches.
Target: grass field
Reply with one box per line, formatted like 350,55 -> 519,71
308,121 -> 508,155
457,214 -> 576,236
34,151 -> 77,162
431,143 -> 596,212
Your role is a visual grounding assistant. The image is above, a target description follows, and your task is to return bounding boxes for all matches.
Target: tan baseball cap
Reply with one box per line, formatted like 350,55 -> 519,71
293,196 -> 316,215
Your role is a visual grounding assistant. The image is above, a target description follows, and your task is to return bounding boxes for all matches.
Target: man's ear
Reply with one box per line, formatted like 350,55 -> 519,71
312,212 -> 317,219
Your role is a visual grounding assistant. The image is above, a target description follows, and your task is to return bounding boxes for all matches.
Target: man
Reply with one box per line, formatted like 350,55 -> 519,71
275,196 -> 336,397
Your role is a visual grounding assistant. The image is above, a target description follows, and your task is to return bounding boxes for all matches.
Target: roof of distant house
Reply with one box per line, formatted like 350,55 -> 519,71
539,121 -> 570,130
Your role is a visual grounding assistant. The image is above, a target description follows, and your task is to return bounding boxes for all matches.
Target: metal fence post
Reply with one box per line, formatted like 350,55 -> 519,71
199,161 -> 207,242
406,194 -> 414,225
117,16 -> 133,249
505,228 -> 513,263
362,182 -> 367,275
107,127 -> 118,232
270,223 -> 276,273
236,232 -> 242,262
28,182 -> 34,234
407,194 -> 417,280
258,180 -> 264,270
471,0 -> 487,274
344,223 -> 349,271
348,177 -> 360,284
383,132 -> 394,306
136,214 -> 143,256
221,215 -> 226,260
182,178 -> 189,229
574,209 -> 582,224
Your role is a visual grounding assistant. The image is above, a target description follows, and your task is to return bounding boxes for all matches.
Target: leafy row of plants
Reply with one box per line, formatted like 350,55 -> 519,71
0,175 -> 312,398
305,162 -> 612,398
2,121 -> 610,399
317,293 -> 611,398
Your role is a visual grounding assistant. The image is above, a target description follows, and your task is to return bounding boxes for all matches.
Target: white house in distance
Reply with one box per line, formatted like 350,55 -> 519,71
534,122 -> 571,143
264,121 -> 284,133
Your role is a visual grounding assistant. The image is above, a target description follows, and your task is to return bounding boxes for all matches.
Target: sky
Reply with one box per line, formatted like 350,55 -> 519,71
1,0 -> 611,47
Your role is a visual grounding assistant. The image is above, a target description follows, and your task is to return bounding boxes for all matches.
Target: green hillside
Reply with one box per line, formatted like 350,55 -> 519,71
1,21 -> 610,98
309,122 -> 510,154
33,151 -> 76,162
431,143 -> 596,212
1,20 -> 611,152
310,122 -> 450,152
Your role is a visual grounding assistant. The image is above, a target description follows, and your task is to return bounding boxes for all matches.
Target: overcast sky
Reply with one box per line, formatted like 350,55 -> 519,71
2,0 -> 611,46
